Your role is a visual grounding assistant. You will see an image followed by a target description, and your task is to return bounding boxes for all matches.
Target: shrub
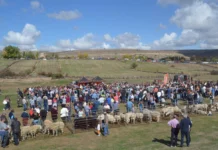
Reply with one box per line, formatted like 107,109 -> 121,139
52,73 -> 64,79
211,70 -> 218,75
47,72 -> 53,77
38,72 -> 46,76
131,62 -> 138,69
78,53 -> 89,59
25,69 -> 32,75
0,69 -> 16,77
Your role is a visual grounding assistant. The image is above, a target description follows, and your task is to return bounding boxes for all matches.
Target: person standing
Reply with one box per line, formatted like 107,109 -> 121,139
40,108 -> 47,126
22,97 -> 27,110
103,112 -> 109,136
51,106 -> 58,122
187,116 -> 193,143
21,108 -> 29,126
60,105 -> 69,123
11,118 -> 21,146
0,116 -> 9,148
168,115 -> 180,147
126,100 -> 134,112
8,109 -> 15,125
180,114 -> 192,147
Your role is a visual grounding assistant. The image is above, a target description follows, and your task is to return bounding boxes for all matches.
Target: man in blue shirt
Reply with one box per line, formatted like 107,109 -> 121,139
126,100 -> 133,112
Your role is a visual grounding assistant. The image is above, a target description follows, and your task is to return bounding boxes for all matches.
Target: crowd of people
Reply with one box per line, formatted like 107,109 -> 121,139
0,79 -> 218,148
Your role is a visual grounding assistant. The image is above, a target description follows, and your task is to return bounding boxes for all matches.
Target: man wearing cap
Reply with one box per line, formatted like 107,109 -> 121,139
168,115 -> 180,147
180,114 -> 192,147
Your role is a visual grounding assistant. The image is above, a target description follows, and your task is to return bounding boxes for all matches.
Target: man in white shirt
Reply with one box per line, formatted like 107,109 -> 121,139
22,97 -> 27,110
98,96 -> 105,104
60,106 -> 69,123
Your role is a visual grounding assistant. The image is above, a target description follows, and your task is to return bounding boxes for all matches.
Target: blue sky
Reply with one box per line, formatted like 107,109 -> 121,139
0,0 -> 218,51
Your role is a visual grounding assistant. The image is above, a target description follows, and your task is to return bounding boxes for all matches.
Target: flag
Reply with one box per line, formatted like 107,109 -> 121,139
164,73 -> 169,84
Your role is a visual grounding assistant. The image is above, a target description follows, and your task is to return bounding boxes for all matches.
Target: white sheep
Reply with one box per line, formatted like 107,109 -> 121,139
21,126 -> 31,141
130,113 -> 136,124
136,113 -> 143,123
43,120 -> 53,134
195,110 -> 207,115
54,121 -> 65,134
143,109 -> 152,123
49,124 -> 59,136
97,114 -> 104,121
29,125 -> 42,137
120,113 -> 125,122
107,114 -> 116,124
114,115 -> 121,124
151,111 -> 161,122
124,112 -> 132,125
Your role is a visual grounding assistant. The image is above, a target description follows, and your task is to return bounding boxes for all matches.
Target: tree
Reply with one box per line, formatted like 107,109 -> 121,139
54,53 -> 59,59
78,53 -> 89,59
26,51 -> 35,59
131,62 -> 138,69
122,54 -> 132,60
22,51 -> 26,58
35,51 -> 39,59
2,45 -> 21,59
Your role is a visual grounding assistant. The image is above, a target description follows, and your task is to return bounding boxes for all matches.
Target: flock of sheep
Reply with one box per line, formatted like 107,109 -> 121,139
97,103 -> 218,126
97,109 -> 161,125
20,120 -> 65,141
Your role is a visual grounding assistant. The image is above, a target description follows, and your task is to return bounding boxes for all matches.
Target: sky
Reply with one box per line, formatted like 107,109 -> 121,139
0,0 -> 218,51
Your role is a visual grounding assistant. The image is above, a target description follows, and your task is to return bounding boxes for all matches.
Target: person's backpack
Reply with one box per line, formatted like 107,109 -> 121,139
13,121 -> 21,133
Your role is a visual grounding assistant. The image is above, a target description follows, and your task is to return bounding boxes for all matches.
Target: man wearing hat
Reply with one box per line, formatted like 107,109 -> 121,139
180,114 -> 192,147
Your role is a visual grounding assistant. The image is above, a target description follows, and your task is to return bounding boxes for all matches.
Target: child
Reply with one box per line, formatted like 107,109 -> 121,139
95,120 -> 101,136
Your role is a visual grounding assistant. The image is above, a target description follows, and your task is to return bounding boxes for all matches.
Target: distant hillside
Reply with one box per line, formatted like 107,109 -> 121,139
54,49 -> 218,59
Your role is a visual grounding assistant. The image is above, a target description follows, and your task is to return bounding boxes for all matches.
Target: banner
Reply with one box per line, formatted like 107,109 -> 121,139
164,73 -> 169,84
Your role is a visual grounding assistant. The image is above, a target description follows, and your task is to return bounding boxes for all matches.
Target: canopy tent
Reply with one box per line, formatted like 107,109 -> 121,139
77,77 -> 91,85
92,76 -> 103,85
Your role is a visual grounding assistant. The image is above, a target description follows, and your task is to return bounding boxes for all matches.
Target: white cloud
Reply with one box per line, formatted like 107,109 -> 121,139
152,33 -> 177,49
159,23 -> 167,29
102,43 -> 111,49
171,1 -> 218,31
40,32 -> 151,51
4,23 -> 40,50
158,0 -> 197,6
104,34 -> 113,41
154,0 -> 218,49
47,10 -> 81,20
30,1 -> 44,12
104,32 -> 150,50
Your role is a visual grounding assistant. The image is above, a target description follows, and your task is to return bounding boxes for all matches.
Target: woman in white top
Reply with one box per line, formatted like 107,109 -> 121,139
60,105 -> 69,123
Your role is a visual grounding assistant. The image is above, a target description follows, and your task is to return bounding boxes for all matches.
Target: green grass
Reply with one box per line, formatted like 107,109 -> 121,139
0,74 -> 218,150
1,59 -> 217,81
0,59 -> 16,71
9,60 -> 38,73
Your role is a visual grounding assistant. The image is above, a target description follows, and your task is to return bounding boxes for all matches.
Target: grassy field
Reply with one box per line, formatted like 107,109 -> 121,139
0,59 -> 218,81
0,85 -> 218,150
0,59 -> 218,149
0,59 -> 15,71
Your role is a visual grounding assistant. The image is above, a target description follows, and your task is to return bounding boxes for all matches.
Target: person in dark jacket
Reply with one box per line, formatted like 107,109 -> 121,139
11,118 -> 21,145
180,114 -> 192,147
21,108 -> 29,126
51,106 -> 58,122
40,108 -> 47,122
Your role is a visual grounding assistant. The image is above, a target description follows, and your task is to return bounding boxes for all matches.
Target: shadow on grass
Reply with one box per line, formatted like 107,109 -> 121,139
152,138 -> 170,147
